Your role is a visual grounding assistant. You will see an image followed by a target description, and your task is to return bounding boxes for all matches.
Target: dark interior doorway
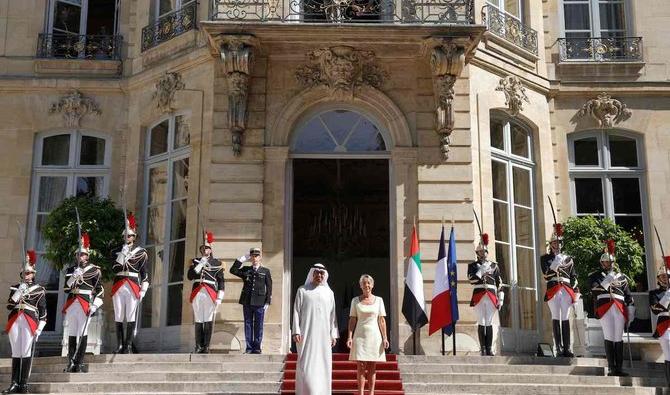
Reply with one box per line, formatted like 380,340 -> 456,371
291,158 -> 390,352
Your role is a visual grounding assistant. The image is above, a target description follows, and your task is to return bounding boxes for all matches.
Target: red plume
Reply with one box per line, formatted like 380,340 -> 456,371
664,256 -> 670,271
206,231 -> 214,244
127,212 -> 137,230
554,223 -> 563,237
482,233 -> 489,246
82,233 -> 90,248
606,239 -> 615,255
26,250 -> 36,265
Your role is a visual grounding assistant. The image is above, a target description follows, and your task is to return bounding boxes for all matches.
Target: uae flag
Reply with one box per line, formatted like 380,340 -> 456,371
402,225 -> 428,330
429,225 -> 459,335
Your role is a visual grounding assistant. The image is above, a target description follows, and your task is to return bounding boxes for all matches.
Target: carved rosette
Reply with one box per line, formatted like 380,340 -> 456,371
153,72 -> 185,114
423,38 -> 465,160
577,92 -> 631,128
295,46 -> 387,97
49,90 -> 102,128
496,75 -> 529,117
219,35 -> 258,156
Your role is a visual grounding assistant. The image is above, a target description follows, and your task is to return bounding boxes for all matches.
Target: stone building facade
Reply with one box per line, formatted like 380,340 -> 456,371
0,0 -> 668,358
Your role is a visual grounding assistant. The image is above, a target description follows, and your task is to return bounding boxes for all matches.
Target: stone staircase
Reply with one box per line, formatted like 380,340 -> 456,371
398,355 -> 668,395
0,353 -> 284,394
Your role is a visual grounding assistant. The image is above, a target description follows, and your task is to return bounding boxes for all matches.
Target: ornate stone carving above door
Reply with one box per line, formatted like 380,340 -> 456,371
153,72 -> 185,114
49,90 -> 101,128
496,75 -> 529,117
577,92 -> 631,128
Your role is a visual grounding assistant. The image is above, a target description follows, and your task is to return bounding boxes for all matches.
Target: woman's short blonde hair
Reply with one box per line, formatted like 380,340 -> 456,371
359,274 -> 374,286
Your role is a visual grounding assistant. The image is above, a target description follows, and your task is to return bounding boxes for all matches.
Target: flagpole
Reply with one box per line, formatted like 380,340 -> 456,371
441,216 -> 446,356
451,219 -> 456,356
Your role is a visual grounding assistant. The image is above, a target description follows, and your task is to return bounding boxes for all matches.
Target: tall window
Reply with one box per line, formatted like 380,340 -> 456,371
152,0 -> 193,20
568,131 -> 647,288
142,113 -> 191,328
29,131 -> 110,331
562,0 -> 627,39
487,0 -> 524,19
490,114 -> 537,332
47,0 -> 118,36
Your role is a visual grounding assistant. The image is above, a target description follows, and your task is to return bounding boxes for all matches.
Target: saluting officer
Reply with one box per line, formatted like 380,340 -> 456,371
588,240 -> 635,377
111,213 -> 149,354
2,250 -> 47,394
187,232 -> 225,354
540,223 -> 580,357
650,261 -> 670,387
63,233 -> 104,373
230,247 -> 272,354
468,233 -> 504,356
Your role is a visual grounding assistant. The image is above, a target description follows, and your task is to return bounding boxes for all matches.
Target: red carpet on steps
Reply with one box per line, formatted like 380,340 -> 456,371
281,353 -> 405,395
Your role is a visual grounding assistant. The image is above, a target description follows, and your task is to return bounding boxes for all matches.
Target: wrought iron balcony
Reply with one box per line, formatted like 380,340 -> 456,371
36,34 -> 122,60
482,4 -> 537,55
558,37 -> 643,62
210,0 -> 475,24
142,1 -> 198,52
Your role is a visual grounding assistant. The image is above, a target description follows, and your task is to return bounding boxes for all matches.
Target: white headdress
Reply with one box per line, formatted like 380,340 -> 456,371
304,263 -> 330,289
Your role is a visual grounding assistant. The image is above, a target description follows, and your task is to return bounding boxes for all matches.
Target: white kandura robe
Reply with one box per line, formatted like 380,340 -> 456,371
292,283 -> 339,395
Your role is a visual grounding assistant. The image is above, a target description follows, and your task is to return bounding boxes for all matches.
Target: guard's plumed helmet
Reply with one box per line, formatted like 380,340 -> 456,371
78,233 -> 91,255
201,231 -> 214,250
475,233 -> 489,254
22,250 -> 37,274
657,257 -> 670,284
550,223 -> 564,244
600,239 -> 616,263
122,212 -> 137,237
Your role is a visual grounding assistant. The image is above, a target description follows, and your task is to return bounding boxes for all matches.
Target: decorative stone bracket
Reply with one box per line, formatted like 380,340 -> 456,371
577,92 -> 631,128
153,72 -> 185,114
496,75 -> 529,117
49,90 -> 101,128
422,38 -> 467,160
217,34 -> 259,156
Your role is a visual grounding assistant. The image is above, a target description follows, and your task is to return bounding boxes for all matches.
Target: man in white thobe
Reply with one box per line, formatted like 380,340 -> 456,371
292,263 -> 338,395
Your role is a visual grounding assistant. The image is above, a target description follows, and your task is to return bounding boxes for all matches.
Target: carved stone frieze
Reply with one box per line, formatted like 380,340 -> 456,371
219,34 -> 258,156
423,38 -> 466,160
49,90 -> 101,128
295,46 -> 387,96
153,72 -> 185,114
496,75 -> 529,117
577,92 -> 631,128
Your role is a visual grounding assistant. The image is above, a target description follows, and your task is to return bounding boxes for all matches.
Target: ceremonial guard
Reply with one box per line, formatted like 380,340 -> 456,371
187,232 -> 225,353
3,251 -> 46,394
540,223 -> 579,357
468,233 -> 504,356
649,259 -> 670,387
111,213 -> 148,354
63,233 -> 104,373
230,247 -> 272,354
588,240 -> 635,376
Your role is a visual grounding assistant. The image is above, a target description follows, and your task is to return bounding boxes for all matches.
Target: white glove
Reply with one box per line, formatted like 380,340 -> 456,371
238,255 -> 249,263
35,321 -> 46,339
476,262 -> 490,278
264,304 -> 269,312
89,305 -> 98,315
627,305 -> 636,327
216,290 -> 224,303
215,298 -> 222,306
601,273 -> 616,290
660,291 -> 670,309
194,261 -> 205,274
115,252 -> 125,265
121,244 -> 130,255
550,255 -> 563,271
10,289 -> 23,303
497,292 -> 505,309
74,267 -> 84,277
140,282 -> 149,299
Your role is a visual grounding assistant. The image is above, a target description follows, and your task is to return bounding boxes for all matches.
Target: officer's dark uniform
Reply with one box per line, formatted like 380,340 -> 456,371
230,251 -> 272,354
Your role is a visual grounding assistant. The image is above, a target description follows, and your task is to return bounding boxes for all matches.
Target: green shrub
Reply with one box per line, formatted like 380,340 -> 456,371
561,215 -> 645,317
43,196 -> 124,280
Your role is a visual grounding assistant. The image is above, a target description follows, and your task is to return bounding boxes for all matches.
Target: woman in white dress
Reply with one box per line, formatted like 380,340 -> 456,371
346,274 -> 389,395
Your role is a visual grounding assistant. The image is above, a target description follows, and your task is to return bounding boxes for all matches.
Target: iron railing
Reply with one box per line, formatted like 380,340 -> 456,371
142,1 -> 198,52
558,37 -> 643,62
210,0 -> 474,24
482,4 -> 537,55
36,33 -> 122,60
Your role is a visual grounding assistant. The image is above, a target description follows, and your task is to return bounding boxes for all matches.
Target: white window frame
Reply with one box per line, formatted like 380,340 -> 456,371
46,0 -> 120,35
486,0 -> 525,21
142,112 -> 192,328
559,0 -> 633,38
28,130 -> 111,332
568,130 -> 651,287
153,0 -> 193,20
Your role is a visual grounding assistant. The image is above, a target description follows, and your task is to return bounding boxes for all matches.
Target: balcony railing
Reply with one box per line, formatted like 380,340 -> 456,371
482,4 -> 537,55
558,37 -> 643,62
210,0 -> 475,24
142,1 -> 198,52
36,34 -> 122,60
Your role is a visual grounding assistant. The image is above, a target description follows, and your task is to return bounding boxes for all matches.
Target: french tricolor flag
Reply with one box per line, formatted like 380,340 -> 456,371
429,225 -> 459,335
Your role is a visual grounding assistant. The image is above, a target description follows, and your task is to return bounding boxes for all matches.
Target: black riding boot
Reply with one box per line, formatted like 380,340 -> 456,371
65,336 -> 77,372
485,325 -> 495,356
561,320 -> 574,357
202,322 -> 212,354
604,340 -> 616,376
552,320 -> 563,357
477,325 -> 486,356
18,357 -> 32,394
614,341 -> 629,376
2,358 -> 20,394
125,322 -> 136,354
115,322 -> 125,354
194,323 -> 204,353
74,335 -> 88,373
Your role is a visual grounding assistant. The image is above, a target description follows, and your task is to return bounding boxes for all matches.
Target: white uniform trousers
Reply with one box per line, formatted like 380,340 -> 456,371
474,296 -> 497,326
64,300 -> 90,337
599,305 -> 625,342
8,315 -> 35,358
659,328 -> 670,361
192,289 -> 216,323
547,287 -> 573,321
112,283 -> 139,322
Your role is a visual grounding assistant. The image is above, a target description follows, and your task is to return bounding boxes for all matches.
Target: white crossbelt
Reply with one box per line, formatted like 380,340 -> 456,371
474,284 -> 497,290
550,277 -> 571,283
117,271 -> 139,278
16,304 -> 37,312
72,289 -> 92,295
195,279 -> 216,286
597,293 -> 624,301
657,312 -> 669,317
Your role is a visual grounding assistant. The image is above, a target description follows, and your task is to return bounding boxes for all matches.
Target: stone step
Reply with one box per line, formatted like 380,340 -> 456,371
401,372 -> 667,387
31,381 -> 282,394
0,361 -> 283,374
402,382 -> 655,395
399,362 -> 606,375
398,355 -> 664,370
0,371 -> 283,383
28,353 -> 286,365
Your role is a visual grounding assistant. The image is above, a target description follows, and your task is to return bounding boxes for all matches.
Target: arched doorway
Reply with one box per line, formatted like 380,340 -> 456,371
288,108 -> 392,352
